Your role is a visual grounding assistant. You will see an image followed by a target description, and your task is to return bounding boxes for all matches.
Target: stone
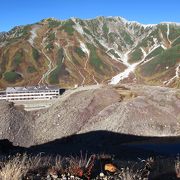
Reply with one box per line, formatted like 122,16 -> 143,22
104,163 -> 117,173
99,172 -> 104,177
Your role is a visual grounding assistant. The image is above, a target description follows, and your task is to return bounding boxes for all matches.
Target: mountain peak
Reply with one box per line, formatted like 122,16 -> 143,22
41,17 -> 61,23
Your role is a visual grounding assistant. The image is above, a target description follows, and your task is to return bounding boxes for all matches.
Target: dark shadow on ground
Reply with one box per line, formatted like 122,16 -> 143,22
0,131 -> 180,179
1,131 -> 180,158
27,131 -> 180,159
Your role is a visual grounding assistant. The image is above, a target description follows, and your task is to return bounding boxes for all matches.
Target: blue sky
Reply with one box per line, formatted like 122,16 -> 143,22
0,0 -> 180,32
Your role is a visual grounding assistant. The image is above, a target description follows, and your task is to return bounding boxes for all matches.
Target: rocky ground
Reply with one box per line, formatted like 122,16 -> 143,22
0,84 -> 180,179
0,84 -> 180,148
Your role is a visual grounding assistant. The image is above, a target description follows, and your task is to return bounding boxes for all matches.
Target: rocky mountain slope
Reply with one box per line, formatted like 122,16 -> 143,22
0,84 -> 179,147
0,17 -> 180,88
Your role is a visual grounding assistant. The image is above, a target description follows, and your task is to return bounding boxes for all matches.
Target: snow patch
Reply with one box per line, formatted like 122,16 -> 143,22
153,38 -> 158,44
110,50 -> 133,84
110,63 -> 137,84
71,18 -> 84,35
79,41 -> 89,57
98,40 -> 124,61
28,26 -> 39,46
166,24 -> 171,44
79,41 -> 99,85
119,17 -> 157,28
121,50 -> 131,67
164,64 -> 180,86
110,44 -> 161,85
140,47 -> 147,58
176,64 -> 180,78
161,44 -> 167,49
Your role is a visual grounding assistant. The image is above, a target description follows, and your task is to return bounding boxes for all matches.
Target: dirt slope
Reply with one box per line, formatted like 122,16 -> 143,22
0,84 -> 180,147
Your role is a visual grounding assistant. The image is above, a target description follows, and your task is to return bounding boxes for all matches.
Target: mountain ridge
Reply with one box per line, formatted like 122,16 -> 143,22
0,16 -> 180,88
2,16 -> 180,33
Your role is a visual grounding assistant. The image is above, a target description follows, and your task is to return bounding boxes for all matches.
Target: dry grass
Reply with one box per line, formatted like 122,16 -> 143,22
0,154 -> 154,180
0,154 -> 49,180
116,157 -> 154,180
0,154 -> 30,180
0,153 -> 177,180
0,153 -> 95,180
175,155 -> 180,178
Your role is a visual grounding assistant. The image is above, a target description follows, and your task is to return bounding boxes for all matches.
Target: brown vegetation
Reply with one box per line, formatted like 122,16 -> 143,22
0,154 -> 156,180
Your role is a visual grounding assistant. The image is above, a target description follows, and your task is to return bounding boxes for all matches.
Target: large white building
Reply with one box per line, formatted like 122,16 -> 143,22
0,86 -> 61,101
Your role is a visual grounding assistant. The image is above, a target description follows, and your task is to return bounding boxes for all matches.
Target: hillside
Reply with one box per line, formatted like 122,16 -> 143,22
0,84 -> 179,147
0,17 -> 180,89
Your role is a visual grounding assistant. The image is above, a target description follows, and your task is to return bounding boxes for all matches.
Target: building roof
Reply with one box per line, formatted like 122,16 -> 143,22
6,85 -> 59,93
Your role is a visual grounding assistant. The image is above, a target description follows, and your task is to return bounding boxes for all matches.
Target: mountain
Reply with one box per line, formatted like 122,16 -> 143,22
0,16 -> 180,88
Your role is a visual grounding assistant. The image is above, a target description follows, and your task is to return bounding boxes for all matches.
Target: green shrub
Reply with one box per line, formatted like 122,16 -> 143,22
168,25 -> 180,41
83,28 -> 92,36
48,32 -> 55,42
22,27 -> 29,37
141,45 -> 180,76
13,51 -> 23,66
89,20 -> 99,35
0,55 -> 7,78
48,20 -> 61,28
5,26 -> 30,45
44,32 -> 56,51
27,66 -> 36,73
49,67 -> 60,84
49,64 -> 69,84
158,24 -> 168,38
138,29 -> 160,48
3,71 -> 22,82
129,48 -> 143,63
108,32 -> 119,44
74,47 -> 85,57
32,48 -> 40,62
16,25 -> 30,38
102,23 -> 109,37
93,39 -> 106,51
61,20 -> 75,36
107,49 -> 120,59
49,48 -> 64,84
45,43 -> 54,51
120,31 -> 133,45
56,48 -> 64,65
87,43 -> 107,73
145,46 -> 164,60
172,37 -> 180,47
